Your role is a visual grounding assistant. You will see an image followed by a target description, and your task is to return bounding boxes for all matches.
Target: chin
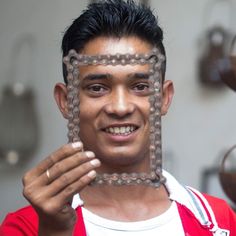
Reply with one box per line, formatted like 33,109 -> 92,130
96,148 -> 150,173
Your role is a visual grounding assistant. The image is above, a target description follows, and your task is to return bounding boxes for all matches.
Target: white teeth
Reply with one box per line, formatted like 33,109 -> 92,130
120,127 -> 126,133
114,127 -> 120,134
105,126 -> 136,135
110,127 -> 114,133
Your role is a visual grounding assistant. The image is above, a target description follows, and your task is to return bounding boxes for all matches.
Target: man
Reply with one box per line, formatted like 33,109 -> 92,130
1,1 -> 236,235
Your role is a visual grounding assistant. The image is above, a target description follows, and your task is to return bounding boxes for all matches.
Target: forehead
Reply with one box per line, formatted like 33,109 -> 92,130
80,36 -> 153,55
78,36 -> 153,79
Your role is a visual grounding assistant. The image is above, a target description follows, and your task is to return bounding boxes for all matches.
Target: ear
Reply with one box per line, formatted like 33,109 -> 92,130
54,83 -> 69,119
161,80 -> 174,116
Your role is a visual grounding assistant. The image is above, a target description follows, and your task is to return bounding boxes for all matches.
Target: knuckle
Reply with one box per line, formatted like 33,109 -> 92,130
63,144 -> 72,153
23,185 -> 35,200
73,153 -> 85,165
63,178 -> 88,195
60,144 -> 73,157
82,173 -> 94,186
79,176 -> 89,186
25,190 -> 45,205
59,173 -> 70,185
41,201 -> 57,215
74,163 -> 92,178
64,185 -> 75,195
43,155 -> 56,169
75,176 -> 91,191
83,161 -> 94,172
47,154 -> 56,165
22,173 -> 29,186
54,162 -> 64,174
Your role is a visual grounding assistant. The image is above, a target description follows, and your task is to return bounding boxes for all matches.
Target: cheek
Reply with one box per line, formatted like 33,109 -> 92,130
79,104 -> 95,123
79,97 -> 103,130
138,99 -> 150,120
79,105 -> 95,146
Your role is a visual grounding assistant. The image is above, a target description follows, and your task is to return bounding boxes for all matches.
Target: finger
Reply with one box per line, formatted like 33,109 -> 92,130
43,158 -> 101,197
53,169 -> 97,205
23,142 -> 83,185
45,151 -> 95,184
29,151 -> 96,187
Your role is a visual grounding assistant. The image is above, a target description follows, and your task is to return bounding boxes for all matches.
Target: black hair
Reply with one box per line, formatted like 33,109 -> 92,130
62,0 -> 166,83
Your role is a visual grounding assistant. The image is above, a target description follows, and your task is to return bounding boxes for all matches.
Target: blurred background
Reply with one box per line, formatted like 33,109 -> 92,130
0,0 -> 235,221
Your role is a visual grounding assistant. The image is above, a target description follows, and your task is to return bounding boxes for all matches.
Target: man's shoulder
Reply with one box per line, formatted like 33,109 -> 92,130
202,193 -> 236,232
202,193 -> 229,206
202,192 -> 235,215
6,205 -> 38,220
0,205 -> 38,236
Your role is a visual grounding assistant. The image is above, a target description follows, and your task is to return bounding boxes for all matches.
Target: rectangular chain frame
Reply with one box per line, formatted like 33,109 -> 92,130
63,48 -> 166,187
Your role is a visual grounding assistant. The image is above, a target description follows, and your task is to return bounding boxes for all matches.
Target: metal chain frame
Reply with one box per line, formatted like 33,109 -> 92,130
63,48 -> 165,187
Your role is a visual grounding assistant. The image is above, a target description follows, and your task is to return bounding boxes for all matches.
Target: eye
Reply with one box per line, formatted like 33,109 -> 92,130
86,84 -> 108,96
134,83 -> 149,90
132,82 -> 150,95
89,85 -> 104,92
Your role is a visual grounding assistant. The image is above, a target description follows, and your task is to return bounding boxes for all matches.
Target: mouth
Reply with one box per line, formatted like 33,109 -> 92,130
103,125 -> 138,136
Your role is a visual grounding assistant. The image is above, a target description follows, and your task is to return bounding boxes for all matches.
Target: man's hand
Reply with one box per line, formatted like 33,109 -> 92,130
22,142 -> 100,235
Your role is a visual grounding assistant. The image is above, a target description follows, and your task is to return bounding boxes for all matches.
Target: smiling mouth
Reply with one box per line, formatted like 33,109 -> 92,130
104,125 -> 138,136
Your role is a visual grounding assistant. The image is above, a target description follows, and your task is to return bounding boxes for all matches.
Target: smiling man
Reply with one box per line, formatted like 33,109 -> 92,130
1,1 -> 236,236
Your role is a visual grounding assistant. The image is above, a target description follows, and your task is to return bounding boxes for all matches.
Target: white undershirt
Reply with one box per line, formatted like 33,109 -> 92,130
82,201 -> 185,236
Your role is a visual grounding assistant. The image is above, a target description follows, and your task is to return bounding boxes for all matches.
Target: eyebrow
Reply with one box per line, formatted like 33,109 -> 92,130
82,72 -> 150,81
128,72 -> 150,80
82,73 -> 112,81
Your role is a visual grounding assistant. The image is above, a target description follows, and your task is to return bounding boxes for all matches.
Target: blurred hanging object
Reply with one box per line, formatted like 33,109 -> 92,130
217,35 -> 236,91
198,0 -> 235,88
0,34 -> 39,166
199,26 -> 230,86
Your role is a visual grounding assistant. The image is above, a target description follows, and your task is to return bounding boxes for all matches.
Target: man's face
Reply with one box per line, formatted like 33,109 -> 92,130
77,36 -> 154,173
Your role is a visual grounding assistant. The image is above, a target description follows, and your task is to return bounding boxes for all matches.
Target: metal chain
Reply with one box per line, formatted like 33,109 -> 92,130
63,48 -> 165,187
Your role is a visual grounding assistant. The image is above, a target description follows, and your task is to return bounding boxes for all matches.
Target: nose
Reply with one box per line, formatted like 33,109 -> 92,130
104,87 -> 135,118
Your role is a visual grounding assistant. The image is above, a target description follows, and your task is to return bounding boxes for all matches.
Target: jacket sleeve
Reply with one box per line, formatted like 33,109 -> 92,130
229,207 -> 236,236
0,206 -> 87,236
0,206 -> 38,236
203,194 -> 236,236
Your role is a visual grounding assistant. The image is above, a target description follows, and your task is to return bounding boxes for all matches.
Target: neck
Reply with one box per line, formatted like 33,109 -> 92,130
80,183 -> 171,221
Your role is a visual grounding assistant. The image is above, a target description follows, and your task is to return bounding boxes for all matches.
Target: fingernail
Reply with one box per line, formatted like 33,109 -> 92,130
90,159 -> 101,167
85,151 -> 95,158
87,170 -> 96,178
72,142 -> 82,149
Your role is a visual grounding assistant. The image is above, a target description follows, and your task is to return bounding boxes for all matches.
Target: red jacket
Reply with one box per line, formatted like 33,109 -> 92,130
1,193 -> 236,236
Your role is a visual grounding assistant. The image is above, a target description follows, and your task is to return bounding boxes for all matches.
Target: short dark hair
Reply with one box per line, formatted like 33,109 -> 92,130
61,0 -> 166,83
